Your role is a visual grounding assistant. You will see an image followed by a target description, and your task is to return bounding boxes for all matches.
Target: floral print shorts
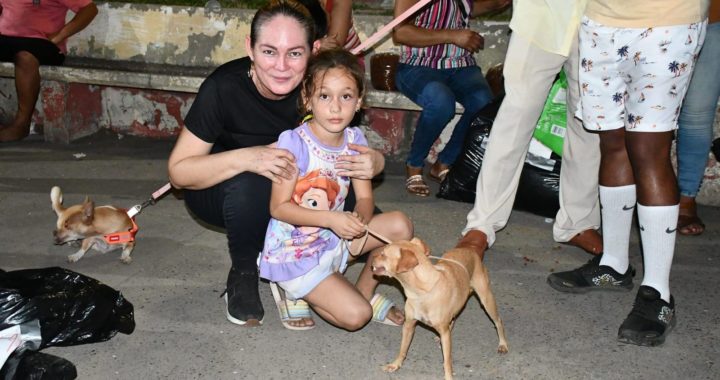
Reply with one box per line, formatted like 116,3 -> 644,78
577,16 -> 706,132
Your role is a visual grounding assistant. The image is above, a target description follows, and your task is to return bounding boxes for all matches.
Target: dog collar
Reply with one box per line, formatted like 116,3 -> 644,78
103,217 -> 138,245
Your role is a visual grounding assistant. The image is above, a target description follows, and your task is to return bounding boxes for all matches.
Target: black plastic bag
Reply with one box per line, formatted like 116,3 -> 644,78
437,99 -> 502,203
712,137 -> 720,161
0,266 -> 135,349
437,97 -> 562,218
0,349 -> 77,380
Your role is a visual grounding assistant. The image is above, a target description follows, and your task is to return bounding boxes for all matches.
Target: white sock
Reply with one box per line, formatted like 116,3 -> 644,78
638,203 -> 678,302
598,185 -> 636,274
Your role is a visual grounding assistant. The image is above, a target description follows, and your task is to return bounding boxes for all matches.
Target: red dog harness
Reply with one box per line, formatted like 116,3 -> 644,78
103,216 -> 138,245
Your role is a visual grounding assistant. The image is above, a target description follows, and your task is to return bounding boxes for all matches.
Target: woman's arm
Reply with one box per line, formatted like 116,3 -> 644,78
168,127 -> 296,190
323,0 -> 353,49
391,0 -> 483,52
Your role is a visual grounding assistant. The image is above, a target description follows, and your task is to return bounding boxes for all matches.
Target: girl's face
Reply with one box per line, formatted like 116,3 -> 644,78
246,15 -> 317,100
304,67 -> 361,146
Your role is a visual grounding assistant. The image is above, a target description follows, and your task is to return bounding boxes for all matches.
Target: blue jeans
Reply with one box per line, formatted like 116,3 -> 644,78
395,63 -> 493,168
677,21 -> 720,197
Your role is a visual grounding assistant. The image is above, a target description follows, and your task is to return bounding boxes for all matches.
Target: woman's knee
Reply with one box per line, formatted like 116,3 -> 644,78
418,83 -> 456,117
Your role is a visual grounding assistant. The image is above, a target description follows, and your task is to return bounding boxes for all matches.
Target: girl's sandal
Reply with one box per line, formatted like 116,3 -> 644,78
269,282 -> 315,331
405,174 -> 430,197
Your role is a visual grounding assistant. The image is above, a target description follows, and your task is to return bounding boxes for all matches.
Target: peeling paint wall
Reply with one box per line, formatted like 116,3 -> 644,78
67,4 -> 508,69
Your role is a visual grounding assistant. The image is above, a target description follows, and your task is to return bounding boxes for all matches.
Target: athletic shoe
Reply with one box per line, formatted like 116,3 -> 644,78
618,285 -> 676,346
222,268 -> 264,326
547,256 -> 635,293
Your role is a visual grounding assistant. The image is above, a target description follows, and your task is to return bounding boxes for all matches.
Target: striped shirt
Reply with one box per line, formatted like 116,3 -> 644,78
399,0 -> 476,69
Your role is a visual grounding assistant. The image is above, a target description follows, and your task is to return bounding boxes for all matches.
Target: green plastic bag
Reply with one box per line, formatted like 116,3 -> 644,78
533,71 -> 568,156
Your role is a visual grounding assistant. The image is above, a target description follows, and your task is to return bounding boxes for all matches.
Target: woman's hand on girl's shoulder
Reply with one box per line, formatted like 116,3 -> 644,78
242,144 -> 297,183
336,144 -> 385,179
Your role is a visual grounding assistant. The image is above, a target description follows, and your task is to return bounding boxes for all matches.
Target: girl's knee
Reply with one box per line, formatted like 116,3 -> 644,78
385,211 -> 414,241
340,303 -> 372,331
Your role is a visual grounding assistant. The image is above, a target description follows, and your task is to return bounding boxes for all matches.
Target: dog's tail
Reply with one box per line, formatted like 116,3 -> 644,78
51,186 -> 65,215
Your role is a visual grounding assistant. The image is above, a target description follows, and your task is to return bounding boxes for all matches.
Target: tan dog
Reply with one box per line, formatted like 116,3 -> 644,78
51,186 -> 136,263
372,237 -> 508,380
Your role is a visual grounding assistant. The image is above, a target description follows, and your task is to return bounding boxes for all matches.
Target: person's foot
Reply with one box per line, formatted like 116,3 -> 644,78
405,165 -> 430,197
385,305 -> 405,325
563,229 -> 603,255
223,268 -> 264,326
456,229 -> 488,261
428,161 -> 450,183
678,196 -> 705,236
0,122 -> 31,142
617,286 -> 676,347
547,256 -> 635,293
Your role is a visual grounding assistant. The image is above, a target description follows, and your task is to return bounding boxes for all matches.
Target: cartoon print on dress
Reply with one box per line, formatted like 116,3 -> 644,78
282,169 -> 342,259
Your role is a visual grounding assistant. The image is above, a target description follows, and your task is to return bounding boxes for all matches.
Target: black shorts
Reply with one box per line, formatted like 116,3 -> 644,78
0,35 -> 65,65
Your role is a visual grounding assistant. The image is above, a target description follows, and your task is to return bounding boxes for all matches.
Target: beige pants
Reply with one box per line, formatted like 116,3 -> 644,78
463,33 -> 601,246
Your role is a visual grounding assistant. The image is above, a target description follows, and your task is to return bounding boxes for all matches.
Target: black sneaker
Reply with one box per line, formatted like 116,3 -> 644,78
222,268 -> 264,326
547,256 -> 635,293
618,286 -> 676,347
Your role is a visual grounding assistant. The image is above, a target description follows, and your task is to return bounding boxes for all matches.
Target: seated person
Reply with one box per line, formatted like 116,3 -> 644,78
0,0 -> 98,142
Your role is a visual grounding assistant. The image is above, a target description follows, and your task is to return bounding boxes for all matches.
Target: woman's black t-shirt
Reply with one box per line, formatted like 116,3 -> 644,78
184,56 -> 301,153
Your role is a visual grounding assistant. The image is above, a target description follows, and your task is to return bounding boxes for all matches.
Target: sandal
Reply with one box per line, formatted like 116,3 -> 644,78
678,214 -> 705,236
370,294 -> 402,326
428,162 -> 450,183
269,282 -> 316,331
405,174 -> 430,197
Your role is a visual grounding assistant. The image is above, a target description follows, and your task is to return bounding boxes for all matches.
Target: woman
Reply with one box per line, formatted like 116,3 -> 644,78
168,0 -> 386,328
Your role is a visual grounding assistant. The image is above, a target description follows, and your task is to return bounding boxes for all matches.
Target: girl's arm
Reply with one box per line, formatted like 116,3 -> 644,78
351,177 -> 374,224
270,175 -> 366,240
168,127 -> 296,190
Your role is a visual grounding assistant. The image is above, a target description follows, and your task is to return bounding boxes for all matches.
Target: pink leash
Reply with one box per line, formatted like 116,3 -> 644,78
350,0 -> 434,55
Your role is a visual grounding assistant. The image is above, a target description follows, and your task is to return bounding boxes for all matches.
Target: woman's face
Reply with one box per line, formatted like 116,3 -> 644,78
246,15 -> 316,100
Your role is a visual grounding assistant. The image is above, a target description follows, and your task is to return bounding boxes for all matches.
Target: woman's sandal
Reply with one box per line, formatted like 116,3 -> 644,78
269,282 -> 315,331
370,294 -> 402,326
405,174 -> 430,197
428,163 -> 450,183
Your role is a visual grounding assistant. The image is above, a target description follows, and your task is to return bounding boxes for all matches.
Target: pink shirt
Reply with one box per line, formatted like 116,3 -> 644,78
0,0 -> 92,53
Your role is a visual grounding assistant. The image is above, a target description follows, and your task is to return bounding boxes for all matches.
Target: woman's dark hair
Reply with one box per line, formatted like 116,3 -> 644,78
300,48 -> 365,114
250,0 -> 317,49
295,0 -> 328,41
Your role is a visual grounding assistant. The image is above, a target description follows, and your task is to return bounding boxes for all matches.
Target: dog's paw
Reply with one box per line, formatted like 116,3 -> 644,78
120,256 -> 132,264
497,344 -> 509,354
382,362 -> 402,373
67,255 -> 81,263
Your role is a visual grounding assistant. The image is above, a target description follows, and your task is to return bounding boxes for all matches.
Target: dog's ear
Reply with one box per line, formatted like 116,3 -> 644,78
81,198 -> 95,224
50,186 -> 65,216
396,248 -> 419,273
409,237 -> 430,256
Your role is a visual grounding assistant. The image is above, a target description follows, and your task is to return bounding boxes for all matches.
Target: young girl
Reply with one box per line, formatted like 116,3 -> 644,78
259,48 -> 412,331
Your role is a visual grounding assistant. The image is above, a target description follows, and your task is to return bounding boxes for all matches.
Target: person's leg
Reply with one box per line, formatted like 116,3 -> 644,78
303,273 -> 372,331
184,172 -> 272,325
552,38 -> 602,252
348,211 -> 412,325
438,65 -> 493,167
395,64 -> 457,195
676,22 -> 720,235
462,33 -> 567,249
0,51 -> 40,142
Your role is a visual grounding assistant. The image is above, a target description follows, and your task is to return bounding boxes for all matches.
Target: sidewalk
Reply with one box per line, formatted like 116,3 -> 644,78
1,132 -> 718,379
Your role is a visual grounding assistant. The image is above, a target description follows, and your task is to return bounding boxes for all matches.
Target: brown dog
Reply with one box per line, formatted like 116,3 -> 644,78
372,237 -> 508,380
51,186 -> 136,263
